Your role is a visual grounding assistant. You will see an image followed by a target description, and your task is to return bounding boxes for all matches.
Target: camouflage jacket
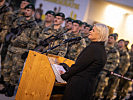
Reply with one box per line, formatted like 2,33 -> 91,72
0,3 -> 13,43
65,32 -> 86,61
103,45 -> 120,72
117,48 -> 130,75
12,9 -> 24,22
38,25 -> 68,57
125,51 -> 133,78
129,51 -> 133,66
8,16 -> 40,54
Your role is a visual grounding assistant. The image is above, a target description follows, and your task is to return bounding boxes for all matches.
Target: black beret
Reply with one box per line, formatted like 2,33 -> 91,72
114,33 -> 118,37
45,10 -> 55,16
72,20 -> 82,26
55,12 -> 65,19
24,4 -> 35,11
22,0 -> 31,3
65,17 -> 71,21
118,39 -> 125,43
82,22 -> 88,26
85,24 -> 92,28
109,34 -> 117,40
65,17 -> 73,23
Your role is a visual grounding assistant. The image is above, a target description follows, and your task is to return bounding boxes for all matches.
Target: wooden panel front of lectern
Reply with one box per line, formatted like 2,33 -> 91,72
15,51 -> 55,100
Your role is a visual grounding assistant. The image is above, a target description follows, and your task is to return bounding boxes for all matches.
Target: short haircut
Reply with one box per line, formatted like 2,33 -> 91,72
94,23 -> 109,43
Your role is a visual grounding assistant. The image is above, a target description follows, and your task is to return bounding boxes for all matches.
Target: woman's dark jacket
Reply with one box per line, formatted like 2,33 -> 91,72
61,42 -> 107,100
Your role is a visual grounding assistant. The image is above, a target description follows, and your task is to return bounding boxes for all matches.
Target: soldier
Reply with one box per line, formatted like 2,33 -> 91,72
114,44 -> 133,100
65,20 -> 86,61
12,0 -> 31,20
0,0 -> 13,82
114,33 -> 118,48
64,17 -> 73,33
80,22 -> 87,33
0,4 -> 40,97
81,24 -> 92,46
37,12 -> 67,57
0,0 -> 31,72
39,10 -> 55,30
94,34 -> 120,99
128,44 -> 133,100
103,39 -> 130,100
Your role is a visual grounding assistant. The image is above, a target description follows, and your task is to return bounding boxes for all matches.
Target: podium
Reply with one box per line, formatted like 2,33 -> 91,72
15,50 -> 74,100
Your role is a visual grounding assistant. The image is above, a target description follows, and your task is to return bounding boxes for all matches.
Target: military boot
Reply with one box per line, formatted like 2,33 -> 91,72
0,83 -> 9,94
5,84 -> 15,97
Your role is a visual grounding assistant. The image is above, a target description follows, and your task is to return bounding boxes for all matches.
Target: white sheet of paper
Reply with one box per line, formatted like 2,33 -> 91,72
51,64 -> 66,83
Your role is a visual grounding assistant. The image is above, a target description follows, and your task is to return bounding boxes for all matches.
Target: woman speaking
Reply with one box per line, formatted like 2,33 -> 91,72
61,23 -> 109,100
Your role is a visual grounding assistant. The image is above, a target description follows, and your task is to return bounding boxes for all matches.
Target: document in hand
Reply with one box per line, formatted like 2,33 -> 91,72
51,64 -> 66,83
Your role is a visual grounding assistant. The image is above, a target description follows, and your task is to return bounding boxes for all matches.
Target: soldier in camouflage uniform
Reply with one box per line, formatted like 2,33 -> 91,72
36,12 -> 68,57
0,0 -> 12,44
65,20 -> 86,61
94,34 -> 120,99
63,17 -> 73,33
114,44 -> 133,100
12,0 -> 31,21
0,4 -> 40,97
39,10 -> 55,29
0,0 -> 13,81
81,24 -> 92,46
128,44 -> 133,100
103,39 -> 130,100
1,0 -> 31,71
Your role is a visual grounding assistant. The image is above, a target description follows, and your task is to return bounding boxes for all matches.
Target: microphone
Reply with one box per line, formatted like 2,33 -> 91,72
64,37 -> 81,42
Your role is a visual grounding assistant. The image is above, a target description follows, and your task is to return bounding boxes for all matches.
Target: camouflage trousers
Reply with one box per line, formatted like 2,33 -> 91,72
116,78 -> 132,99
95,71 -> 109,98
103,76 -> 120,99
2,51 -> 25,85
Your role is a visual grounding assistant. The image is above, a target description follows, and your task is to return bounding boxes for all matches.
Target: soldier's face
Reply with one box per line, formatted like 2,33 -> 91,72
118,41 -> 125,48
89,26 -> 100,41
54,16 -> 64,25
72,23 -> 80,33
84,27 -> 90,34
35,12 -> 41,19
66,22 -> 72,30
45,14 -> 54,22
0,0 -> 5,7
25,9 -> 33,17
20,1 -> 29,9
108,36 -> 115,44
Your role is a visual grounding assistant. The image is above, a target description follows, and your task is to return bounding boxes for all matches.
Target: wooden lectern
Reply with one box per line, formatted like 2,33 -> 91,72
15,50 -> 74,100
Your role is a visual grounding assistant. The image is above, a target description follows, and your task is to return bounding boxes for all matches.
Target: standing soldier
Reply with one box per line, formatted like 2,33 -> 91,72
81,24 -> 92,46
65,20 -> 86,61
37,12 -> 68,57
128,44 -> 133,100
0,4 -> 40,97
95,34 -> 120,99
1,0 -> 31,72
114,44 -> 133,100
0,0 -> 13,82
12,0 -> 31,20
64,17 -> 73,33
39,10 -> 55,30
103,39 -> 130,100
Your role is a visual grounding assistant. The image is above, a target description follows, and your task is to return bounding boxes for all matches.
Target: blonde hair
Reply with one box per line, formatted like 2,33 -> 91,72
94,23 -> 109,44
